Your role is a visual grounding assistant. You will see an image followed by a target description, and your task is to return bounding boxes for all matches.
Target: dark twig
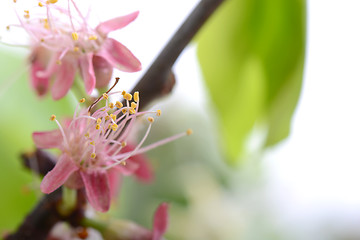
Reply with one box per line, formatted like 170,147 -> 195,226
131,0 -> 225,110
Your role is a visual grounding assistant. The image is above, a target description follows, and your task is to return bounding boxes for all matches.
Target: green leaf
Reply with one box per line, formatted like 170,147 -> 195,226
197,0 -> 306,164
0,47 -> 74,232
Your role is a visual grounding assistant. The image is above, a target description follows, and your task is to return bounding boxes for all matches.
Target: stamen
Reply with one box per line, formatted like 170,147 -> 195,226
115,101 -> 123,108
109,102 -> 114,109
186,129 -> 193,135
79,98 -> 85,103
148,117 -> 154,123
129,108 -> 136,115
124,93 -> 132,101
102,93 -> 109,100
131,102 -> 137,109
96,118 -> 102,124
95,124 -> 100,130
156,110 -> 161,116
91,153 -> 96,159
71,32 -> 79,41
50,114 -> 56,121
38,2 -> 44,7
88,35 -> 97,40
134,91 -> 139,102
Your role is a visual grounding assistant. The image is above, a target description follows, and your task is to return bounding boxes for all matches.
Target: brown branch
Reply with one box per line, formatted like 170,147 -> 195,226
131,0 -> 225,110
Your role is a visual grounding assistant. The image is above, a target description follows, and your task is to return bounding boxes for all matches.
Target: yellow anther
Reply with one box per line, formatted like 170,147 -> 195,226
115,101 -> 123,108
102,93 -> 109,100
24,10 -> 29,14
24,12 -> 30,19
13,0 -> 17,3
129,108 -> 136,115
111,123 -> 118,131
109,102 -> 114,109
79,98 -> 85,103
38,2 -> 44,7
105,115 -> 110,121
122,108 -> 127,114
88,35 -> 98,40
131,102 -> 137,109
121,141 -> 127,147
84,132 -> 89,137
6,26 -> 10,30
43,19 -> 49,29
110,114 -> 116,121
72,32 -> 79,41
73,47 -> 79,52
50,114 -> 56,121
148,117 -> 154,123
47,0 -> 58,4
96,118 -> 102,124
121,161 -> 127,166
40,38 -> 45,42
186,129 -> 193,136
121,90 -> 126,96
90,141 -> 95,145
91,153 -> 96,159
156,109 -> 161,116
134,91 -> 139,102
95,124 -> 101,130
56,60 -> 62,65
124,93 -> 132,101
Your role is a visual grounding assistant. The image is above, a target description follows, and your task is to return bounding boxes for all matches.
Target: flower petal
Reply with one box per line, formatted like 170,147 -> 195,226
152,203 -> 169,240
80,170 -> 111,212
51,58 -> 76,100
79,53 -> 96,94
107,168 -> 123,199
123,145 -> 153,182
32,130 -> 63,149
97,38 -> 141,72
30,60 -> 50,97
40,154 -> 78,194
96,11 -> 139,36
93,55 -> 113,88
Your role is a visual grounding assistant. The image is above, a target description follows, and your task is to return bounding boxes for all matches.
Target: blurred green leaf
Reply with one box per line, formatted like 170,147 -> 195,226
197,0 -> 306,164
0,47 -> 74,232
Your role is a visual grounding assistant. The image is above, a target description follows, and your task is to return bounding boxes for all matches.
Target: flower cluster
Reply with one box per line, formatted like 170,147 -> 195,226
33,89 -> 191,212
12,0 -> 141,99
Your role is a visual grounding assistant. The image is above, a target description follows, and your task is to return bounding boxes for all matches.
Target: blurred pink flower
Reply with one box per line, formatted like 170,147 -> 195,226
15,1 -> 141,99
33,91 -> 189,212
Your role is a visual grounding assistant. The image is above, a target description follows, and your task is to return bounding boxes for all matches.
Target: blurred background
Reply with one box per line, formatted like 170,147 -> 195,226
1,0 -> 360,239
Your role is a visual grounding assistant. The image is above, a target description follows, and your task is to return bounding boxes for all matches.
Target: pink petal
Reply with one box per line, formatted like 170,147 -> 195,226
96,11 -> 139,36
152,203 -> 169,240
32,130 -> 63,149
93,55 -> 113,88
30,60 -> 50,97
79,53 -> 96,94
80,170 -> 111,212
51,58 -> 76,100
107,168 -> 123,199
97,38 -> 141,72
123,145 -> 153,182
40,154 -> 78,194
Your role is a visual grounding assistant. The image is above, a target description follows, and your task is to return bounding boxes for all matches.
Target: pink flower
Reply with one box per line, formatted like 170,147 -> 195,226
101,203 -> 169,240
33,91 -> 190,212
15,1 -> 141,99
